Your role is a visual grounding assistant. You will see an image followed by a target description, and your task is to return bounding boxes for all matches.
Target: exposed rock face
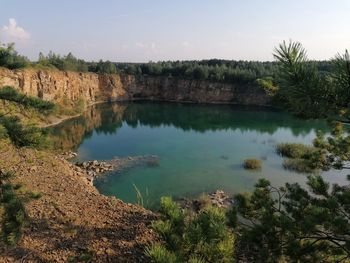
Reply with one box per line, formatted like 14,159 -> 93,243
0,67 -> 270,106
127,75 -> 269,105
0,67 -> 129,105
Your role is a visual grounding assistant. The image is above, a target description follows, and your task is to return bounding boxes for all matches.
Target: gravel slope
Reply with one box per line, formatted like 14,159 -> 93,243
0,140 -> 157,262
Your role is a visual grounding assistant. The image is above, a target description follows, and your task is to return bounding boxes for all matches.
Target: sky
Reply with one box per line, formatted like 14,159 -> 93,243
1,0 -> 349,62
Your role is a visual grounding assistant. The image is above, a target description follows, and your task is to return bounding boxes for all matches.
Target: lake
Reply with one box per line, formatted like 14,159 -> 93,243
50,102 -> 348,207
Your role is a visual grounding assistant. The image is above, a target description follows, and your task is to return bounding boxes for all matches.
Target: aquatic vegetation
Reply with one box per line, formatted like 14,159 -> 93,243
276,143 -> 316,158
242,158 -> 262,170
282,158 -> 315,173
278,125 -> 350,173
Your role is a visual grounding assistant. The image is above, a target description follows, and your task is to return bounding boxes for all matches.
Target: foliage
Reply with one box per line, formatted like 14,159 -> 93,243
277,124 -> 350,173
0,116 -> 49,148
234,176 -> 350,262
276,143 -> 316,159
89,60 -> 117,74
273,40 -> 331,117
145,244 -> 177,263
330,50 -> 350,110
0,43 -> 29,69
256,77 -> 278,96
1,42 -> 336,95
36,51 -> 118,74
146,196 -> 235,263
0,86 -> 55,112
273,40 -> 350,119
243,159 -> 262,170
37,51 -> 89,72
122,60 -> 279,86
0,86 -> 52,148
282,158 -> 315,173
311,124 -> 350,171
0,171 -> 39,246
0,124 -> 7,139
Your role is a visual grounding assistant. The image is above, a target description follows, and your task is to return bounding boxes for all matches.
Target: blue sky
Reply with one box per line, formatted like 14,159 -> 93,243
1,0 -> 349,62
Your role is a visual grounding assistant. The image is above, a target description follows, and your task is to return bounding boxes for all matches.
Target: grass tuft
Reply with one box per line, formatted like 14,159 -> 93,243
276,143 -> 316,159
243,159 -> 262,170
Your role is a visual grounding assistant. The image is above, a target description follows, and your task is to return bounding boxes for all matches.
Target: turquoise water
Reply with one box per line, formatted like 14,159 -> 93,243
51,102 -> 348,207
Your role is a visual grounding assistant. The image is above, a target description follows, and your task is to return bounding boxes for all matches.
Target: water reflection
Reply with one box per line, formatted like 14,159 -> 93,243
49,101 -> 329,151
48,102 -> 341,206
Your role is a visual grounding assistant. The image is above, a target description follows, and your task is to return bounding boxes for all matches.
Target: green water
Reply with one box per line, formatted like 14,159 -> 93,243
51,102 -> 348,207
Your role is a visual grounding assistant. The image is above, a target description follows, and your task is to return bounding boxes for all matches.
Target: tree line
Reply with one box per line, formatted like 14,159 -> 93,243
0,42 -> 332,86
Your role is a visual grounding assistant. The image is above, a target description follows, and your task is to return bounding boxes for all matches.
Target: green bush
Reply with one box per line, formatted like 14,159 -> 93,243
234,177 -> 350,262
243,159 -> 262,170
145,244 -> 177,263
146,197 -> 235,263
0,171 -> 39,246
256,77 -> 278,96
0,116 -> 49,148
0,86 -> 55,112
0,43 -> 29,69
0,124 -> 7,139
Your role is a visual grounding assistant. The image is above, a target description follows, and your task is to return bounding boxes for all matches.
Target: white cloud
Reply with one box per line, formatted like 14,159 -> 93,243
1,18 -> 30,42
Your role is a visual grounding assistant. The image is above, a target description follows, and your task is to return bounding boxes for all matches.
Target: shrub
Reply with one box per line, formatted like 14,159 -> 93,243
0,124 -> 7,139
256,77 -> 278,96
277,142 -> 329,173
0,86 -> 55,112
145,244 -> 177,263
243,159 -> 262,170
191,194 -> 212,212
276,143 -> 316,159
234,177 -> 350,262
0,116 -> 49,148
146,197 -> 235,263
0,43 -> 29,69
0,171 -> 39,246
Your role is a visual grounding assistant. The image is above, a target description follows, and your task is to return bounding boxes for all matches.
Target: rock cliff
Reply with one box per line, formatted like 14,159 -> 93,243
0,67 -> 270,106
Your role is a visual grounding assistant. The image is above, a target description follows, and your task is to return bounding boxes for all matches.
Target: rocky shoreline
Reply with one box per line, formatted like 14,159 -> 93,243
179,189 -> 234,212
61,151 -> 233,212
61,151 -> 160,184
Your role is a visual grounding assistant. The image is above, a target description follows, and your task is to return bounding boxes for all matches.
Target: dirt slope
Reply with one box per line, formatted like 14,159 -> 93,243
0,140 -> 157,262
